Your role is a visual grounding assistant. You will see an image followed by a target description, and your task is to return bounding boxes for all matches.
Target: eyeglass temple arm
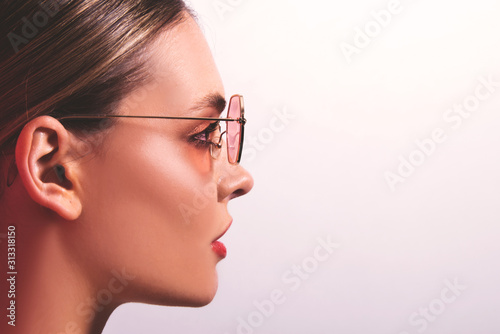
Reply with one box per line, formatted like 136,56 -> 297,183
56,114 -> 246,124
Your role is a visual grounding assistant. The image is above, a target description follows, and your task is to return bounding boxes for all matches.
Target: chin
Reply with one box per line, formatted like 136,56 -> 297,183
157,290 -> 218,308
140,277 -> 219,308
183,282 -> 219,308
187,295 -> 216,308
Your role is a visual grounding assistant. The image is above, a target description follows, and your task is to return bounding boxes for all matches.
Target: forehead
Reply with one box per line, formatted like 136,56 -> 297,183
144,15 -> 225,114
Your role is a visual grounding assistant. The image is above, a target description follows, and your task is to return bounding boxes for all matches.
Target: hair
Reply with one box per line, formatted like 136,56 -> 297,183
0,0 -> 191,195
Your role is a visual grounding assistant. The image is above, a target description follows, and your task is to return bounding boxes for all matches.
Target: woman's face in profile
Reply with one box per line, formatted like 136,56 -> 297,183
62,15 -> 253,307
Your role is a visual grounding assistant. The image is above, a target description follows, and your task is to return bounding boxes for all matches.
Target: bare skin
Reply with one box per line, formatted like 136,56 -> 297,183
0,15 -> 253,334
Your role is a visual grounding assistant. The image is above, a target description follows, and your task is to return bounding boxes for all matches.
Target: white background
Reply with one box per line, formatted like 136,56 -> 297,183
104,0 -> 500,333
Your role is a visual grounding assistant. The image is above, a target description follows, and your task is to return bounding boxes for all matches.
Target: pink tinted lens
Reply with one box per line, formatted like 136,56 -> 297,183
227,96 -> 241,163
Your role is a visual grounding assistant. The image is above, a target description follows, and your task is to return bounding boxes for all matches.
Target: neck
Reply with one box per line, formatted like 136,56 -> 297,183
0,187 -> 117,334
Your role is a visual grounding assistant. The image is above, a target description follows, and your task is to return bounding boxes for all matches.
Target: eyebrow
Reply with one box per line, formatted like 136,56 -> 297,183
188,93 -> 227,117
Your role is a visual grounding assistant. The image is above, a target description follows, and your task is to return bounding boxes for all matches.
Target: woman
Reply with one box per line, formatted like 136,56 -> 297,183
0,0 -> 253,333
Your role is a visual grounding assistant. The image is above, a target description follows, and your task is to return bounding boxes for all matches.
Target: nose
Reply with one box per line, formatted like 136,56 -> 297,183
216,162 -> 254,202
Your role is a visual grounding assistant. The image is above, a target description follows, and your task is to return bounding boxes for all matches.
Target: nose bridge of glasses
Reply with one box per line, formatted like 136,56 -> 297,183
215,130 -> 226,148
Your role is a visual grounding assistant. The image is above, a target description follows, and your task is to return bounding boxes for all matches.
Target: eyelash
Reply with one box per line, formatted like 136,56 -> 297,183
190,121 -> 221,148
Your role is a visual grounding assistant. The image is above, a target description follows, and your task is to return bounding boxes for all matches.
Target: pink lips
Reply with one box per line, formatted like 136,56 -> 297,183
211,221 -> 232,259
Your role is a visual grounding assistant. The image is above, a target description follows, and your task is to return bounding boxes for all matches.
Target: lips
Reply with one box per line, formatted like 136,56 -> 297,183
211,220 -> 232,259
211,241 -> 227,258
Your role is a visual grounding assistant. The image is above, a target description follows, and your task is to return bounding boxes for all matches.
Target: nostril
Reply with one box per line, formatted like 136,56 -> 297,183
218,165 -> 253,201
230,188 -> 247,200
231,173 -> 253,200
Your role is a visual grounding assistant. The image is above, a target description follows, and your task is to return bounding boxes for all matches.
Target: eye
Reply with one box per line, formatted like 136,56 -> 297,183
190,121 -> 221,148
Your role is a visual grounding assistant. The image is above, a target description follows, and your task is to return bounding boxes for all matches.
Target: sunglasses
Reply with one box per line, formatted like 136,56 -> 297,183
57,94 -> 246,164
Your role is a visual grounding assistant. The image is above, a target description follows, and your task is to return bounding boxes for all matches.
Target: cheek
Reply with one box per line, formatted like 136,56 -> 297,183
74,128 -> 220,302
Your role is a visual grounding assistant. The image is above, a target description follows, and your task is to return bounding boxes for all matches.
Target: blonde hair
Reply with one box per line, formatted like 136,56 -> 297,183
0,0 -> 191,195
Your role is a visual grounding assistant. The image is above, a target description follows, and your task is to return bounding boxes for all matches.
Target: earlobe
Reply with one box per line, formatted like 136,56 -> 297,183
15,116 -> 82,221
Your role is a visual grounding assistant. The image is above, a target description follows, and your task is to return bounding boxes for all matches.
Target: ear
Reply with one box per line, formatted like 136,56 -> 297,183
15,116 -> 82,220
